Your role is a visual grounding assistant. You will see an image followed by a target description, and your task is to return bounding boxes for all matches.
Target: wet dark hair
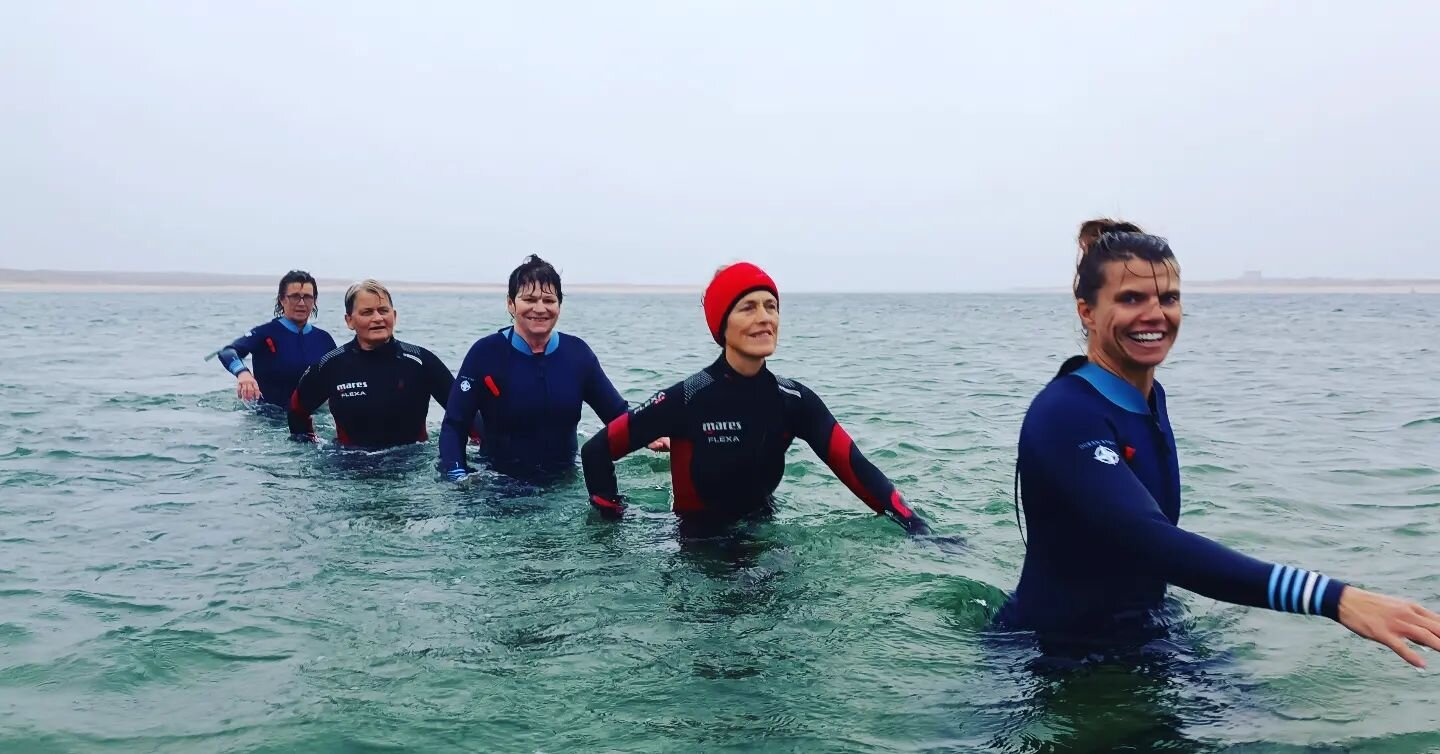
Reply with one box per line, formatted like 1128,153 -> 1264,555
1073,219 -> 1178,305
274,269 -> 318,317
507,255 -> 562,303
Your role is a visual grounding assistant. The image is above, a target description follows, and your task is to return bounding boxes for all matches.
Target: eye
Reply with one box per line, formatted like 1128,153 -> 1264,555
1161,293 -> 1180,305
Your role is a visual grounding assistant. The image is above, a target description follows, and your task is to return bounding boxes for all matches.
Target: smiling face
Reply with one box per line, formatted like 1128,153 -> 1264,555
1078,257 -> 1182,377
506,282 -> 561,343
345,290 -> 397,349
723,289 -> 780,361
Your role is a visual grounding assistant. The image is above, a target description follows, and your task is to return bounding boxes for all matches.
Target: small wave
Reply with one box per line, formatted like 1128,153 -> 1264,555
63,591 -> 171,614
1401,416 -> 1440,428
0,446 -> 37,460
1329,466 -> 1438,479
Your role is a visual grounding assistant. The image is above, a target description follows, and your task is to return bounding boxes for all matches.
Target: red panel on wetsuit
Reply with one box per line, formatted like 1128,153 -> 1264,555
607,413 -> 631,460
889,490 -> 913,518
288,390 -> 316,435
335,423 -> 352,447
670,438 -> 703,513
826,423 -> 883,513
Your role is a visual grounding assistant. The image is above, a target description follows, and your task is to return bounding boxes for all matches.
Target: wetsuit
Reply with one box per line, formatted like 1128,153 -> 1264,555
216,318 -> 336,407
581,356 -> 928,533
439,327 -> 627,479
287,338 -> 453,449
997,356 -> 1347,633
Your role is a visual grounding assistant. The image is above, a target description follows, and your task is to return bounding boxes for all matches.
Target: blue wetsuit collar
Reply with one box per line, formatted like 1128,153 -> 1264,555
276,317 -> 313,335
507,327 -> 559,355
1072,362 -> 1151,415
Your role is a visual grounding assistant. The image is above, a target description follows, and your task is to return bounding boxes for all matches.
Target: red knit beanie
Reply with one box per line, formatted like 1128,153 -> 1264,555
702,262 -> 778,346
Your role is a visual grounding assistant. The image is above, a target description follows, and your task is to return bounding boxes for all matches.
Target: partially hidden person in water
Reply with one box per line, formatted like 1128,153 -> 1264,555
438,255 -> 664,481
287,279 -> 454,450
213,270 -> 336,407
580,262 -> 931,535
996,218 -> 1440,667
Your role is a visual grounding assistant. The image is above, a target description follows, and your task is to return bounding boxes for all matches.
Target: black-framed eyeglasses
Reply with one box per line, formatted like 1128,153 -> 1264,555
284,294 -> 316,304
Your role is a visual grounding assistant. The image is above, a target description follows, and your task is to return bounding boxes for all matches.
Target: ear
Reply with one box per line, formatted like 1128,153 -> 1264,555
506,298 -> 517,317
344,313 -> 357,332
1076,298 -> 1097,335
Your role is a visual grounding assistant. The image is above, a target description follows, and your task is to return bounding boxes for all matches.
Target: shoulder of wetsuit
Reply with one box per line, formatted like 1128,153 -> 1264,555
1053,354 -> 1089,381
680,366 -> 722,405
1023,373 -> 1115,438
395,340 -> 434,359
316,341 -> 351,370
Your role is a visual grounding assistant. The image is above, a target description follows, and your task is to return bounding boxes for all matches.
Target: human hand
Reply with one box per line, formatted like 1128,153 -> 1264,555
1338,586 -> 1440,669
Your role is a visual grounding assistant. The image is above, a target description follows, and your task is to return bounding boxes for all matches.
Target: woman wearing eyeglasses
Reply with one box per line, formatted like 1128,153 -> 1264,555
214,270 -> 337,407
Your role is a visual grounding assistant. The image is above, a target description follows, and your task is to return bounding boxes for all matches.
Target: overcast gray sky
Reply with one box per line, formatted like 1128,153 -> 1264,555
2,2 -> 1437,291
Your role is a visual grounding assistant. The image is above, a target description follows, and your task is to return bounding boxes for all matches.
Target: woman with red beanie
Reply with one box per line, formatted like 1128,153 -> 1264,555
579,262 -> 931,534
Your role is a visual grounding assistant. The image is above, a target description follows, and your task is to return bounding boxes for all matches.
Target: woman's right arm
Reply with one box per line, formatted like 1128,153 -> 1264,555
580,385 -> 682,517
439,343 -> 488,481
1027,396 -> 1440,667
217,329 -> 263,400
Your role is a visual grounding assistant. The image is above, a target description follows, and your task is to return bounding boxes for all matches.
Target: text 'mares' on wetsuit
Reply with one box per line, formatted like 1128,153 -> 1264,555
439,327 -> 627,479
580,355 -> 929,533
217,318 -> 336,407
997,356 -> 1347,633
287,338 -> 454,449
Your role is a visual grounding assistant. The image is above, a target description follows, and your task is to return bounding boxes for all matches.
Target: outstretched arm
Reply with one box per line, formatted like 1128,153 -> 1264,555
580,386 -> 681,517
1026,400 -> 1440,667
791,384 -> 930,534
286,366 -> 330,440
424,350 -> 455,409
439,345 -> 487,480
217,329 -> 264,401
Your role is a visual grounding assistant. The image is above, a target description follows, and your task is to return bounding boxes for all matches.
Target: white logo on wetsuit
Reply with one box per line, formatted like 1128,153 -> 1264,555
1093,446 -> 1119,465
460,379 -> 472,392
636,391 -> 666,413
702,420 -> 743,444
337,381 -> 368,398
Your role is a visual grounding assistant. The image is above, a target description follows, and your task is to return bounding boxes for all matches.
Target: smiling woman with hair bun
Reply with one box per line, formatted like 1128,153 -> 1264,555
997,219 -> 1440,669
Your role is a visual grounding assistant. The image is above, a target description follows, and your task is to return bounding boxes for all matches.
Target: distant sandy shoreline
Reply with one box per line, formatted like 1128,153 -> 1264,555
4,282 -> 1439,294
0,282 -> 700,294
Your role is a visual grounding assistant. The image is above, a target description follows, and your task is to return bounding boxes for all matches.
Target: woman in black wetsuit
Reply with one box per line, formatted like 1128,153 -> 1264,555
580,262 -> 930,534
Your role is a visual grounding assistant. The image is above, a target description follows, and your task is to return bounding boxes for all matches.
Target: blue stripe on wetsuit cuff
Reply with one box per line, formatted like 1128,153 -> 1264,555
1267,564 -> 1284,610
229,360 -> 249,375
1313,575 -> 1331,616
1277,567 -> 1297,613
1289,568 -> 1308,614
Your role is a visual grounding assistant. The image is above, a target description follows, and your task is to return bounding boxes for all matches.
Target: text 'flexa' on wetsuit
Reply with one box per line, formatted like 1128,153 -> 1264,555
581,355 -> 927,533
216,318 -> 336,407
998,356 -> 1346,633
439,327 -> 627,479
288,338 -> 453,449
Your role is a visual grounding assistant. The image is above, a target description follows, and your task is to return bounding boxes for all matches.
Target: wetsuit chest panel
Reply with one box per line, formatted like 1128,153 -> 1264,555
682,374 -> 789,511
326,347 -> 433,447
248,321 -> 333,405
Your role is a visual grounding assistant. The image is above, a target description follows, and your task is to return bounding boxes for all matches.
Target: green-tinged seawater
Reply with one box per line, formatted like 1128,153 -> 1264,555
1,291 -> 1437,753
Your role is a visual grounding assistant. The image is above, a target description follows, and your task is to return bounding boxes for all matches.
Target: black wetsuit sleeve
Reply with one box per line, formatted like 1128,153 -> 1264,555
217,329 -> 263,376
439,343 -> 486,478
790,383 -> 927,532
582,348 -> 628,423
1024,398 -> 1347,619
287,363 -> 330,438
580,384 -> 683,514
424,349 -> 454,409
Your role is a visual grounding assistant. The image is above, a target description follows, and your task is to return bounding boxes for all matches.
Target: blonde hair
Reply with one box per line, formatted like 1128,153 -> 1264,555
344,279 -> 393,314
